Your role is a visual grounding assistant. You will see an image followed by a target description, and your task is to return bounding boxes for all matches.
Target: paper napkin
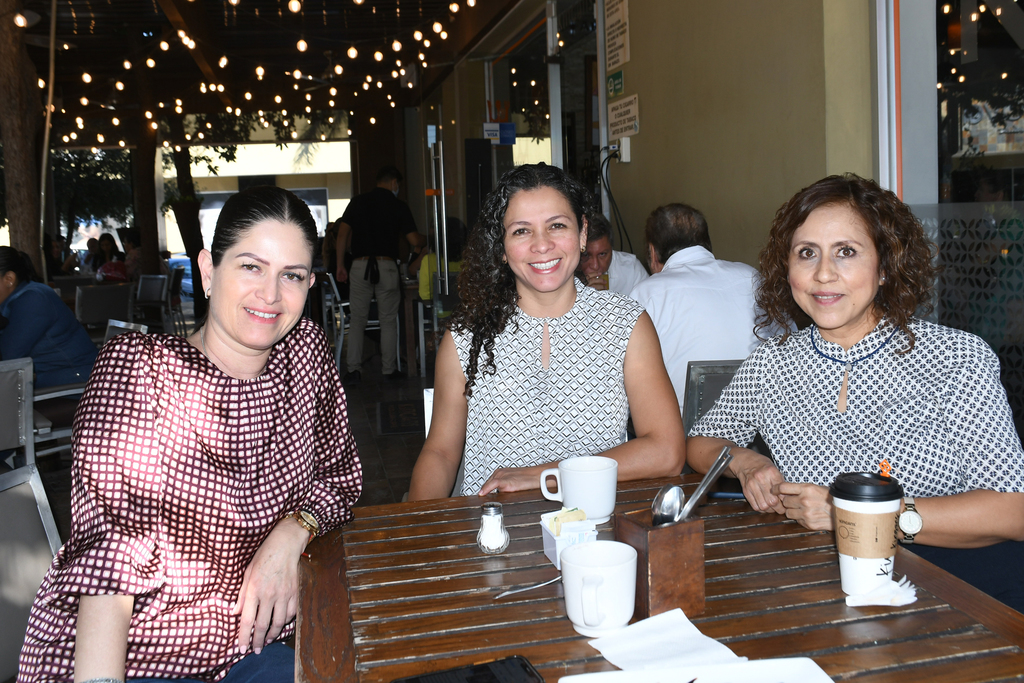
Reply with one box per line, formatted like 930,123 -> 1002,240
587,608 -> 744,670
845,575 -> 918,607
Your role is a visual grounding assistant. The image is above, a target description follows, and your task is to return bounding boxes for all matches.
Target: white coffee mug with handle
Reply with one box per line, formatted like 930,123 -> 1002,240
560,540 -> 636,637
540,456 -> 618,523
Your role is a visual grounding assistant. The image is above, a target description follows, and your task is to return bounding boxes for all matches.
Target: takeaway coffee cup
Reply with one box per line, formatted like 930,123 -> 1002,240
829,472 -> 904,596
560,540 -> 637,637
540,456 -> 618,523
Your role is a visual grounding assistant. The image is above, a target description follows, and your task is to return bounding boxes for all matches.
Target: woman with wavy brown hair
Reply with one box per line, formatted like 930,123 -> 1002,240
688,174 -> 1024,611
407,164 -> 684,500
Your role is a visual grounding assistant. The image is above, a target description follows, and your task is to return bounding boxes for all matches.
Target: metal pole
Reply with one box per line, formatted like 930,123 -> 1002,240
596,0 -> 610,218
546,0 -> 563,169
437,105 -> 450,295
38,0 -> 58,281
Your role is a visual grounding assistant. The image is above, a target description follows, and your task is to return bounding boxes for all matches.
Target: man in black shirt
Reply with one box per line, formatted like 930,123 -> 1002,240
336,165 -> 425,382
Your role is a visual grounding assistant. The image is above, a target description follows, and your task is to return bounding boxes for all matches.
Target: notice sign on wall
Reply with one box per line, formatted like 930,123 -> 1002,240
608,94 -> 639,138
605,0 -> 630,71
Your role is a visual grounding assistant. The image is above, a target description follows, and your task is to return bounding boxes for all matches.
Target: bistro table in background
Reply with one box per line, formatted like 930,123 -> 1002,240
296,475 -> 1024,683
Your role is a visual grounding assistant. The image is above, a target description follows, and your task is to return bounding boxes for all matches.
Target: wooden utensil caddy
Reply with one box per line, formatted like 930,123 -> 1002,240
615,508 -> 705,618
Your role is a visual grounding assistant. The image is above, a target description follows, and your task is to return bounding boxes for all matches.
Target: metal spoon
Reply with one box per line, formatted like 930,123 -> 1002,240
494,576 -> 561,599
651,483 -> 685,527
676,446 -> 733,522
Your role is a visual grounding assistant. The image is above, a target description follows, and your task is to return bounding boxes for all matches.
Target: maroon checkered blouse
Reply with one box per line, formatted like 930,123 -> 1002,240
19,318 -> 362,682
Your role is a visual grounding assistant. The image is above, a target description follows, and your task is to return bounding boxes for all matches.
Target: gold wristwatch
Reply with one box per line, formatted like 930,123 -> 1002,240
290,509 -> 320,542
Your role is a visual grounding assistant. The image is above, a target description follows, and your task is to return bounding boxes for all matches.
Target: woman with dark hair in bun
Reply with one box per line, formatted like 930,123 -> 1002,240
0,246 -> 97,387
19,186 -> 363,683
688,174 -> 1024,611
408,163 -> 684,500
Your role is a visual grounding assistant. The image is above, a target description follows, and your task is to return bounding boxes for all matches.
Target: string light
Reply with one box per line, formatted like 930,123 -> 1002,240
80,96 -> 89,105
124,60 -> 132,69
293,69 -> 303,79
146,58 -> 156,67
376,81 -> 382,88
374,51 -> 384,61
145,110 -> 153,119
70,131 -> 78,138
305,93 -> 312,100
370,117 -> 376,124
82,72 -> 92,83
97,133 -> 105,143
363,83 -> 370,90
235,107 -> 241,115
366,75 -> 373,82
62,135 -> 69,143
334,64 -> 343,75
14,13 -> 27,27
245,92 -> 252,100
229,0 -> 239,5
112,117 -> 120,125
329,87 -> 337,95
329,99 -> 335,106
200,83 -> 208,93
37,78 -> 45,88
288,0 -> 302,12
467,0 -> 475,5
423,39 -> 431,47
160,41 -> 169,50
414,30 -> 423,40
150,122 -> 158,130
275,95 -> 282,103
392,70 -> 399,78
120,140 -> 127,147
433,21 -> 443,33
392,39 -> 402,51
450,3 -> 459,12
219,56 -> 228,67
217,84 -> 224,92
297,39 -> 308,52
347,46 -> 358,59
440,31 -> 448,40
256,65 -> 265,79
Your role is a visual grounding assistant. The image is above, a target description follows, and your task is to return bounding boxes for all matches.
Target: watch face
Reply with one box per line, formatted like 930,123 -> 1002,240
899,510 -> 923,535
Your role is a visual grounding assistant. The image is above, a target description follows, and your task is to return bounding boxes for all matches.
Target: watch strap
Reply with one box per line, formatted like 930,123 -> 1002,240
290,509 -> 320,543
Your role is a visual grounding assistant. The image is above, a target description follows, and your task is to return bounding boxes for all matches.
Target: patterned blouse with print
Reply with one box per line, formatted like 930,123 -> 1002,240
451,281 -> 644,496
18,317 -> 362,682
690,318 -> 1024,497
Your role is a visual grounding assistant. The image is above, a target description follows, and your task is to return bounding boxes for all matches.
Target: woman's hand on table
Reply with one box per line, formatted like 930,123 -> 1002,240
775,482 -> 833,530
730,449 -> 787,515
479,464 -> 547,495
232,517 -> 309,654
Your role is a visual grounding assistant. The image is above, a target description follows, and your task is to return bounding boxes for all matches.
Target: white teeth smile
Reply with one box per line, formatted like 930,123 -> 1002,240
530,258 -> 560,270
246,308 -> 279,319
814,295 -> 841,302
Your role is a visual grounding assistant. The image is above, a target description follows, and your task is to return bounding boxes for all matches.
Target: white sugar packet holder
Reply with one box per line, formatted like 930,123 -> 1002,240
540,509 -> 597,570
845,575 -> 918,607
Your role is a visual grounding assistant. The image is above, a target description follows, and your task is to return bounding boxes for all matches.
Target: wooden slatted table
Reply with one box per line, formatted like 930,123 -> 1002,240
296,475 -> 1024,682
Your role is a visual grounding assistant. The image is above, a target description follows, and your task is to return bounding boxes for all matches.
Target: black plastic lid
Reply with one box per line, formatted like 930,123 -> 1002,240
829,472 -> 903,502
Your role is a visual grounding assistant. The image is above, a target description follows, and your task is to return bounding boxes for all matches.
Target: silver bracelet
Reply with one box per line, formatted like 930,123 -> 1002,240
81,678 -> 124,683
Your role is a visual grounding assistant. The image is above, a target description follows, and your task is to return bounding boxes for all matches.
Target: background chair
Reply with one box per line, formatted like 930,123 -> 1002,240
104,319 -> 148,344
0,464 -> 62,679
682,360 -> 745,435
682,359 -> 771,459
417,271 -> 461,377
0,358 -> 35,468
50,274 -> 95,301
325,275 -> 402,372
75,283 -> 133,345
133,274 -> 171,334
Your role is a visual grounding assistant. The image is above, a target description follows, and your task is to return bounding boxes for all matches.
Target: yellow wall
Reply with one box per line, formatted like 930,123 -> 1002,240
823,0 -> 875,179
608,0 -> 834,268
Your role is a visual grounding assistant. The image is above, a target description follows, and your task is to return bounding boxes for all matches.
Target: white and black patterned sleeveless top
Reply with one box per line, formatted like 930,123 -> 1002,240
691,318 -> 1024,497
452,281 -> 644,495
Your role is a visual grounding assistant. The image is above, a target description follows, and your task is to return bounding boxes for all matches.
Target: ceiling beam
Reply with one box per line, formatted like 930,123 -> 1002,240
156,0 -> 233,108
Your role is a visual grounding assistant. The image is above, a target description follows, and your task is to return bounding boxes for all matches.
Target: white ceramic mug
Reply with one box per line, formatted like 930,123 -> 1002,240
560,540 -> 636,637
540,456 -> 618,523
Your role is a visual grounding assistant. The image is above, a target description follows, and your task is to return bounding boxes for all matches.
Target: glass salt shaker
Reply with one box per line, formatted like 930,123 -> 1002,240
477,502 -> 510,554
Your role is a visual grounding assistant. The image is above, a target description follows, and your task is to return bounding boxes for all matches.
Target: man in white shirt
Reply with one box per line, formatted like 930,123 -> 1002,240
629,203 -> 762,415
581,213 -> 648,297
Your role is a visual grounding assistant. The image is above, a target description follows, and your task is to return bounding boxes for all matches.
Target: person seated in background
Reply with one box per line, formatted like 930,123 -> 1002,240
407,163 -> 685,500
18,185 -> 363,683
687,174 -> 1024,612
0,246 -> 97,388
580,213 -> 648,297
417,217 -> 468,318
629,203 -> 762,414
43,233 -> 77,278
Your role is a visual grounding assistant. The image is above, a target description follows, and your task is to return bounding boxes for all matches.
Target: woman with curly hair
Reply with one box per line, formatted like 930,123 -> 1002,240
408,164 -> 685,500
688,174 -> 1024,610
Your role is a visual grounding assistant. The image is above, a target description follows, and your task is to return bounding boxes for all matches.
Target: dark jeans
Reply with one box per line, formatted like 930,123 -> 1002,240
130,642 -> 293,683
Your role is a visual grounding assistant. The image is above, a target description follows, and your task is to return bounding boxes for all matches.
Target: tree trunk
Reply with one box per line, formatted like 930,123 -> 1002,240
0,0 -> 42,274
167,113 -> 207,320
132,64 -> 160,277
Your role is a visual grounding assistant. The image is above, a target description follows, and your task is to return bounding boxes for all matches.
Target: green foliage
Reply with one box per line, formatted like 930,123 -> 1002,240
49,148 -> 134,235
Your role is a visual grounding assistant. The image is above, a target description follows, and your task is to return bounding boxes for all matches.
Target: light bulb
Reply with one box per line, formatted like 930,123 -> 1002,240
256,65 -> 265,77
433,21 -> 442,33
393,40 -> 402,51
374,51 -> 383,61
293,69 -> 303,79
123,60 -> 132,69
450,2 -> 459,12
288,0 -> 302,12
160,41 -> 169,50
14,13 -> 27,27
348,46 -> 358,59
297,39 -> 307,52
334,64 -> 343,75
392,70 -> 399,78
329,87 -> 337,95
370,117 -> 376,124
414,30 -> 423,41
37,78 -> 45,88
440,31 -> 448,40
423,39 -> 430,47
219,56 -> 228,67
146,58 -> 156,68
79,96 -> 89,106
97,133 -> 105,143
245,92 -> 252,100
275,95 -> 282,103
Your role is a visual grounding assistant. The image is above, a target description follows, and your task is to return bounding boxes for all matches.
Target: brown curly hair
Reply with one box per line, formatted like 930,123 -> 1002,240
757,173 -> 937,350
446,163 -> 595,397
